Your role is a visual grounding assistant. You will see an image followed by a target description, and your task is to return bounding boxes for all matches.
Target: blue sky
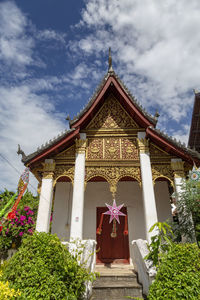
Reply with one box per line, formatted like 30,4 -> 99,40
0,0 -> 199,193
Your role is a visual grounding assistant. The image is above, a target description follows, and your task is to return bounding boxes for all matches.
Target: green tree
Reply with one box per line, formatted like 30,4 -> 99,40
173,179 -> 200,244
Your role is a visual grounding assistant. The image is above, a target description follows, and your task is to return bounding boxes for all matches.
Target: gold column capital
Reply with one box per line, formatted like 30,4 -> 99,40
137,137 -> 149,153
171,160 -> 185,178
43,159 -> 56,179
76,138 -> 87,154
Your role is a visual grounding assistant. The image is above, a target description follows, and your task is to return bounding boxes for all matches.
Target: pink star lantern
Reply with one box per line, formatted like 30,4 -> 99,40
103,199 -> 126,224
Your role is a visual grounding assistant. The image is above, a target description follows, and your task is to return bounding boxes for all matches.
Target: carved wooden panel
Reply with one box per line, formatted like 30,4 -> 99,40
54,166 -> 74,184
87,138 -> 103,160
151,164 -> 174,185
86,138 -> 139,161
56,145 -> 75,160
121,138 -> 139,160
87,96 -> 138,129
105,138 -> 120,160
150,143 -> 169,158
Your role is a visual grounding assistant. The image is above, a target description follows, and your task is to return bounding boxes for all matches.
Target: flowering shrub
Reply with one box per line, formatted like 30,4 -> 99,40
0,206 -> 35,257
0,270 -> 21,299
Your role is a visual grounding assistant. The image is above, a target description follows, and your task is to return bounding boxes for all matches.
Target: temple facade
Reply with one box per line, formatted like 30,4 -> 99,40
20,61 -> 200,264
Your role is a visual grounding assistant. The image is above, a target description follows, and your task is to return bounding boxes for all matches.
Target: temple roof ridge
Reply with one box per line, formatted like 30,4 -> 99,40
70,68 -> 157,126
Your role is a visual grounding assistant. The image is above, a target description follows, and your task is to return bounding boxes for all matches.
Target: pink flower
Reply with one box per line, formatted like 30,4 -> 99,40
19,232 -> 24,237
20,215 -> 26,221
26,210 -> 34,215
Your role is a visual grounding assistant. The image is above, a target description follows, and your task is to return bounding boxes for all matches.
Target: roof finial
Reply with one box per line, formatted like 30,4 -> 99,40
193,89 -> 200,94
108,47 -> 113,72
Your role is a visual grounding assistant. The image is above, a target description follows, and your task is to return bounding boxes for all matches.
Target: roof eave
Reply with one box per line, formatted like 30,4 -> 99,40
24,128 -> 79,166
146,126 -> 200,165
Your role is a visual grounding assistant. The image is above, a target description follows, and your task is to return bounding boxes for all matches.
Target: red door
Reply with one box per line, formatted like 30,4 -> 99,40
96,207 -> 130,264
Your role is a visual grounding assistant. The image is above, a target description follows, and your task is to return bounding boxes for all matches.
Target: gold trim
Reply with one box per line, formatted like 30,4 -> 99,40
76,139 -> 87,154
152,164 -> 174,185
43,161 -> 56,179
137,137 -> 149,153
153,175 -> 174,188
85,166 -> 141,198
53,166 -> 75,186
171,161 -> 185,178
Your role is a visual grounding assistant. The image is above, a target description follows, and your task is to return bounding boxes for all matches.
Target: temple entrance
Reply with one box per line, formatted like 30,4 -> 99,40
96,207 -> 130,264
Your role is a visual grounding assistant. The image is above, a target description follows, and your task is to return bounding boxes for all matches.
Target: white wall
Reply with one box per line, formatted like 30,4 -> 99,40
51,180 -> 172,253
154,181 -> 172,223
51,182 -> 72,240
83,181 -> 146,263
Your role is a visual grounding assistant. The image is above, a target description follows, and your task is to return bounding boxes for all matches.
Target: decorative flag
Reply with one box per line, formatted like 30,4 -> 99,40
18,167 -> 29,193
103,199 -> 126,224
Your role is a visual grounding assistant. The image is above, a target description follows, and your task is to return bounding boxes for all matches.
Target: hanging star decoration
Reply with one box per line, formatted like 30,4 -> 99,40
103,199 -> 126,224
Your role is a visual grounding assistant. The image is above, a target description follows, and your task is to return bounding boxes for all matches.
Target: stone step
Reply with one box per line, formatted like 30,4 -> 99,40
93,275 -> 138,286
91,264 -> 144,300
91,285 -> 143,299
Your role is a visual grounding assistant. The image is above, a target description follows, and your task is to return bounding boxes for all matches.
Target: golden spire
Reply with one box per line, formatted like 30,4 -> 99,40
108,47 -> 113,72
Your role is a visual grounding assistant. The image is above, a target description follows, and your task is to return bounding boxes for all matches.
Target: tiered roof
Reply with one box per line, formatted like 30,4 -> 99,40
19,56 -> 200,167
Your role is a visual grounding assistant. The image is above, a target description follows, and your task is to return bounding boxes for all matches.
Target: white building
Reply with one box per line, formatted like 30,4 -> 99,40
20,59 -> 200,264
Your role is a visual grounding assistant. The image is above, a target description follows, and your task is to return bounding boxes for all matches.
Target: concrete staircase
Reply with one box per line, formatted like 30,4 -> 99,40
90,264 -> 144,300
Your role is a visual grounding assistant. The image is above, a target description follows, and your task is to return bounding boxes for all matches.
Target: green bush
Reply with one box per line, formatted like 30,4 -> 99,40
1,232 -> 94,300
148,243 -> 200,300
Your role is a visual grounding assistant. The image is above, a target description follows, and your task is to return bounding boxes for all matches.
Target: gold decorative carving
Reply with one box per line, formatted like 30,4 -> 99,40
149,143 -> 170,158
56,145 -> 75,159
152,164 -> 174,186
53,166 -> 75,186
86,137 -> 139,161
43,160 -> 56,179
121,138 -> 139,160
105,138 -> 120,160
87,138 -> 103,160
171,161 -> 185,178
137,137 -> 149,153
76,139 -> 87,154
87,96 -> 138,130
85,166 -> 141,198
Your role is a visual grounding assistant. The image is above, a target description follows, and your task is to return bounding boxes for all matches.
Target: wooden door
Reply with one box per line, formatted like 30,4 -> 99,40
96,207 -> 130,264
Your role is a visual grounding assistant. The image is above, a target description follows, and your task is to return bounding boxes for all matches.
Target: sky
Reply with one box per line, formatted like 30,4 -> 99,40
0,0 -> 200,194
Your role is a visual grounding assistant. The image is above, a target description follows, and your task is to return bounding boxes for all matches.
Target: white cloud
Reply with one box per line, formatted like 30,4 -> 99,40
71,0 -> 200,131
0,85 -> 65,193
0,1 -> 34,66
37,29 -> 66,44
0,2 -> 66,193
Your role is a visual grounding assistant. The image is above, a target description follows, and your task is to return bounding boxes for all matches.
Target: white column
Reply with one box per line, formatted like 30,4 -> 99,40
36,159 -> 55,232
70,133 -> 87,240
138,132 -> 158,241
171,159 -> 184,196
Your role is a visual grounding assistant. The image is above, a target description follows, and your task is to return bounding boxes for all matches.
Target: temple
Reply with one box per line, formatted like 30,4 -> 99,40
188,90 -> 200,152
19,53 -> 200,264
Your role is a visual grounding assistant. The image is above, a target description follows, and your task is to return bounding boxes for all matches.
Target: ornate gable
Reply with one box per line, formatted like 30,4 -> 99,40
56,145 -> 75,161
86,96 -> 138,130
149,142 -> 171,162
